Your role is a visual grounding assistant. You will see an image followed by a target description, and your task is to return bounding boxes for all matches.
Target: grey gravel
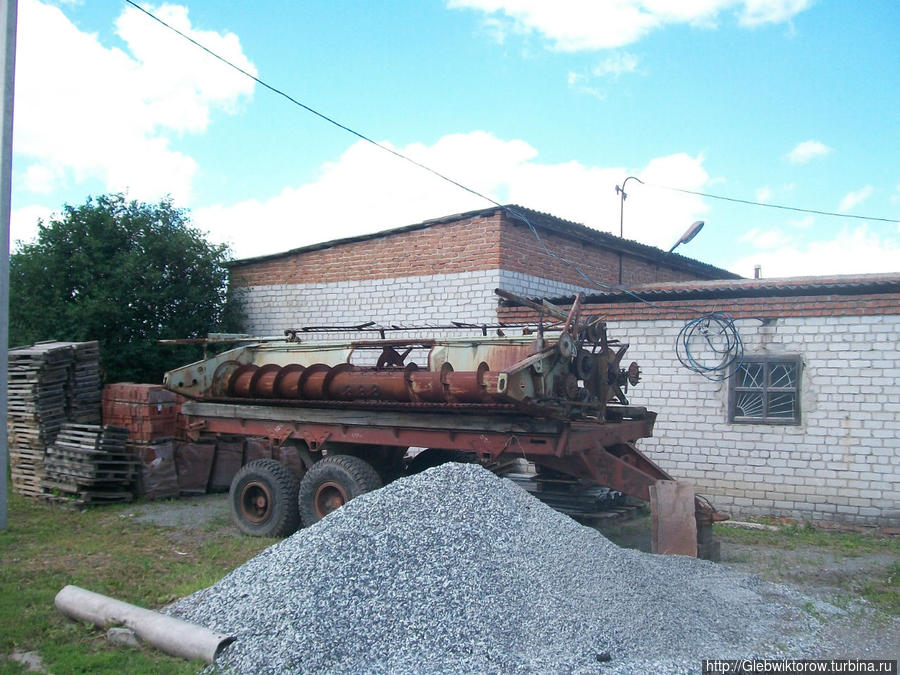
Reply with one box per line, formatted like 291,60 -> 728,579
167,463 -> 825,674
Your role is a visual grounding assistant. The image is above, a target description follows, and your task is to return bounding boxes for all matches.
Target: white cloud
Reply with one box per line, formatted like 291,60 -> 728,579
10,205 -> 54,248
447,0 -> 811,50
21,164 -> 59,194
755,186 -> 772,203
593,52 -> 639,78
566,72 -> 606,99
13,0 -> 256,203
729,226 -> 900,277
568,52 -> 640,96
194,131 -> 709,259
738,0 -> 811,26
480,16 -> 510,44
837,185 -> 873,212
567,52 -> 638,96
786,140 -> 831,164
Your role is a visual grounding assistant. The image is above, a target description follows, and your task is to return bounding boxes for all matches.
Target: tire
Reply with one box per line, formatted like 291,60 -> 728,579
406,448 -> 472,475
298,455 -> 382,527
230,459 -> 301,537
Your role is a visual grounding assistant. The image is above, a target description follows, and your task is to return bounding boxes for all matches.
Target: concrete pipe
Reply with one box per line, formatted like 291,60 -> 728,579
54,585 -> 233,664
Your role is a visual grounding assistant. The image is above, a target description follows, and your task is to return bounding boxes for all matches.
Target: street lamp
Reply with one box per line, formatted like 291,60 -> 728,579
615,175 -> 644,239
668,221 -> 705,253
614,176 -> 644,284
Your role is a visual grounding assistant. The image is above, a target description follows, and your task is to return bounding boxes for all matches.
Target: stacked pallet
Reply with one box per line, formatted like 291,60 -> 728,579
66,341 -> 102,423
42,424 -> 137,505
7,343 -> 75,497
102,384 -> 180,499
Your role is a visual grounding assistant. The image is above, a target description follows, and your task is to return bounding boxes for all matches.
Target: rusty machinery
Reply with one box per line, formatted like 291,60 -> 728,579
164,290 -> 725,557
169,291 -> 640,414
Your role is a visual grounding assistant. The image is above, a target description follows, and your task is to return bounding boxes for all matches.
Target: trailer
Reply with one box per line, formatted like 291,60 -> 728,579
163,291 -> 724,558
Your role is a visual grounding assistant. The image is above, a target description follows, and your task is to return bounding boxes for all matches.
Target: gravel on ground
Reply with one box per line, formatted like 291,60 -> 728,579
165,463 -> 838,674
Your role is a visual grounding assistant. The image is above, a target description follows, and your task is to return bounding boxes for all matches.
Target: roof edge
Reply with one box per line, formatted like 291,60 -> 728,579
226,206 -> 502,268
226,204 -> 739,281
500,273 -> 900,307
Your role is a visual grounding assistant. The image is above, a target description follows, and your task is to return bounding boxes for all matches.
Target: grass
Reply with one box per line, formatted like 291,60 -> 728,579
0,488 -> 274,674
713,519 -> 900,616
713,519 -> 899,556
860,562 -> 900,615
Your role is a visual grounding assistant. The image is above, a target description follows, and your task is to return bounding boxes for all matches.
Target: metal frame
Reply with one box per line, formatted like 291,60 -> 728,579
728,354 -> 802,425
180,400 -> 665,502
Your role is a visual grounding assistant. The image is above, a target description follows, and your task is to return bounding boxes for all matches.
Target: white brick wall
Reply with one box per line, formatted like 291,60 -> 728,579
498,269 -> 595,299
240,270 -> 499,336
239,269 -> 594,336
615,314 -> 899,527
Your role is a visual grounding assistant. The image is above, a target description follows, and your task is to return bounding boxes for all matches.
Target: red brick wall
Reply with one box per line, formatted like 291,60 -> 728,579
230,210 -> 715,289
498,293 -> 900,323
230,214 -> 504,287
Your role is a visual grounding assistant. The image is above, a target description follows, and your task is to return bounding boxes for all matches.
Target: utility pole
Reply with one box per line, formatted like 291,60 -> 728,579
1,0 -> 18,531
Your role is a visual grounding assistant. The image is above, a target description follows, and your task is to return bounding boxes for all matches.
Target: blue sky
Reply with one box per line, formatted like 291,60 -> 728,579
10,0 -> 900,278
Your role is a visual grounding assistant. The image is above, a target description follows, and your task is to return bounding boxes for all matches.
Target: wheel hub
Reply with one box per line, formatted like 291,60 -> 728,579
314,481 -> 349,519
239,481 -> 273,524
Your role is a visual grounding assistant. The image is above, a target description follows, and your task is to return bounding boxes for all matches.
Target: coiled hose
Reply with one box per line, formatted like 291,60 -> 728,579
675,312 -> 744,381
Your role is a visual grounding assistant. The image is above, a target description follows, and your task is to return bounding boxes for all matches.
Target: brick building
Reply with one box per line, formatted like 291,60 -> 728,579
228,206 -> 898,529
228,205 -> 737,335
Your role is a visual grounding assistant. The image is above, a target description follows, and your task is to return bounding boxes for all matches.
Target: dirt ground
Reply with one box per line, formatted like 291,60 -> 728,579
721,542 -> 899,659
129,492 -> 236,531
591,514 -> 900,662
125,494 -> 899,662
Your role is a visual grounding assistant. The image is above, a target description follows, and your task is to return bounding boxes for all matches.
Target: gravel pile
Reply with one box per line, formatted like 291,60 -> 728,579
168,463 -> 821,674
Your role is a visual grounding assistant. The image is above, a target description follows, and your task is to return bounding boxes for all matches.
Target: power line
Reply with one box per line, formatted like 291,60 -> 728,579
647,183 -> 898,224
122,0 -> 660,307
125,4 -> 653,295
122,0 -> 500,211
125,1 -> 898,240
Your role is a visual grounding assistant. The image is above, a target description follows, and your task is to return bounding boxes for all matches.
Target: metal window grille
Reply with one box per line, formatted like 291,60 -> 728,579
729,356 -> 801,425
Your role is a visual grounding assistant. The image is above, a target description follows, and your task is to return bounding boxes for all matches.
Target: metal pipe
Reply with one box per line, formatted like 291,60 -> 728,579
224,361 -> 506,405
614,176 -> 643,285
615,176 -> 644,239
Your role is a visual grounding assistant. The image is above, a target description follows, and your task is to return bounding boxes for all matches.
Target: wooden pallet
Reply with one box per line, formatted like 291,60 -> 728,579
7,342 -> 103,499
41,481 -> 134,506
40,422 -> 137,505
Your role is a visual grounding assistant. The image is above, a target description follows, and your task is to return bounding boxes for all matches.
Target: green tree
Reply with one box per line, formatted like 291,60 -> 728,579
9,194 -> 243,383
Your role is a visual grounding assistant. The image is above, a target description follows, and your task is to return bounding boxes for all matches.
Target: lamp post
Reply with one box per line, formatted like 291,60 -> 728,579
614,176 -> 643,284
615,175 -> 643,239
668,221 -> 705,253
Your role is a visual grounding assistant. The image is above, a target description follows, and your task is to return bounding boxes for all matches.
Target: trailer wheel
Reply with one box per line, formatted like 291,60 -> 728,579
230,459 -> 301,537
298,455 -> 382,526
406,448 -> 472,475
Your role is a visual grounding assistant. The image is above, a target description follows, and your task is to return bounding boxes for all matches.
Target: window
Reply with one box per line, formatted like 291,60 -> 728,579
729,356 -> 801,424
